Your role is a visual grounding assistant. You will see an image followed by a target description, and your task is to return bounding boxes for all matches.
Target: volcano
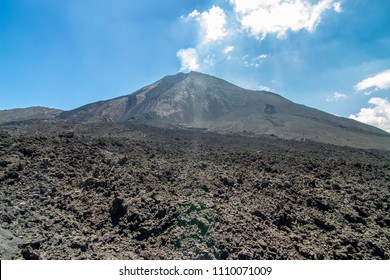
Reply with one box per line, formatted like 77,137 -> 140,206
1,72 -> 390,260
59,71 -> 389,150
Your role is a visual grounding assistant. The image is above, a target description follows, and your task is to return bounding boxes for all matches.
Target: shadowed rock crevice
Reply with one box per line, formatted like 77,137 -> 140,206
110,198 -> 127,227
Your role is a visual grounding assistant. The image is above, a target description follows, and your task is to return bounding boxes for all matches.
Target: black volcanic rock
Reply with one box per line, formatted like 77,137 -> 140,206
0,121 -> 389,259
60,72 -> 390,150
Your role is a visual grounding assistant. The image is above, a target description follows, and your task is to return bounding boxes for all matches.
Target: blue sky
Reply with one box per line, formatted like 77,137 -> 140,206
1,0 -> 390,131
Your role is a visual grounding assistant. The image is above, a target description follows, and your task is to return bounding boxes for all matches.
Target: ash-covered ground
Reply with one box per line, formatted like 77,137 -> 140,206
0,121 -> 389,259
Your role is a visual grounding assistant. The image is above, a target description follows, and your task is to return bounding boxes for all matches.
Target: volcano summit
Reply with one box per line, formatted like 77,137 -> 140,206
59,71 -> 390,150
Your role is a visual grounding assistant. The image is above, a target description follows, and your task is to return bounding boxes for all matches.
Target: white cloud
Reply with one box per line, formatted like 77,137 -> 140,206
230,0 -> 339,39
257,85 -> 273,92
201,6 -> 228,43
223,45 -> 235,54
176,48 -> 200,72
349,97 -> 390,133
203,54 -> 215,66
333,2 -> 342,13
178,6 -> 227,71
243,53 -> 268,68
177,0 -> 340,71
186,5 -> 228,44
354,69 -> 390,95
326,92 -> 347,102
187,10 -> 200,19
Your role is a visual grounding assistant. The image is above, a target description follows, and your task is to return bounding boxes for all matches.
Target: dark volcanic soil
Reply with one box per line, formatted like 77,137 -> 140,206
0,121 -> 389,260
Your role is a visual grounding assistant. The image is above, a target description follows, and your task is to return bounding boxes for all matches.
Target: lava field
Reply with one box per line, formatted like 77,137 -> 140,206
0,121 -> 389,259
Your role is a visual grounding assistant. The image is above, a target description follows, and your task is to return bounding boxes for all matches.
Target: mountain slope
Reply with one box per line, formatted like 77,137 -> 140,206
0,107 -> 62,124
60,71 -> 390,150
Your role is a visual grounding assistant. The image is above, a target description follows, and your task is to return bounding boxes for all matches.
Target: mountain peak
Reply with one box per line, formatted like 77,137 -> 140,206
59,72 -> 390,150
163,71 -> 225,85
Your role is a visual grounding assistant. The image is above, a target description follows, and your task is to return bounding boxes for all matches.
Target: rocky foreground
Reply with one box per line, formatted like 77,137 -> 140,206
0,121 -> 389,259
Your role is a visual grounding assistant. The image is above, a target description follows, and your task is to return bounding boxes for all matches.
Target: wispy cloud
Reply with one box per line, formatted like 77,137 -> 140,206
349,97 -> 390,132
176,48 -> 200,72
333,2 -> 342,13
223,45 -> 235,54
185,10 -> 200,20
257,85 -> 274,92
354,69 -> 390,95
326,92 -> 347,102
243,54 -> 268,68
